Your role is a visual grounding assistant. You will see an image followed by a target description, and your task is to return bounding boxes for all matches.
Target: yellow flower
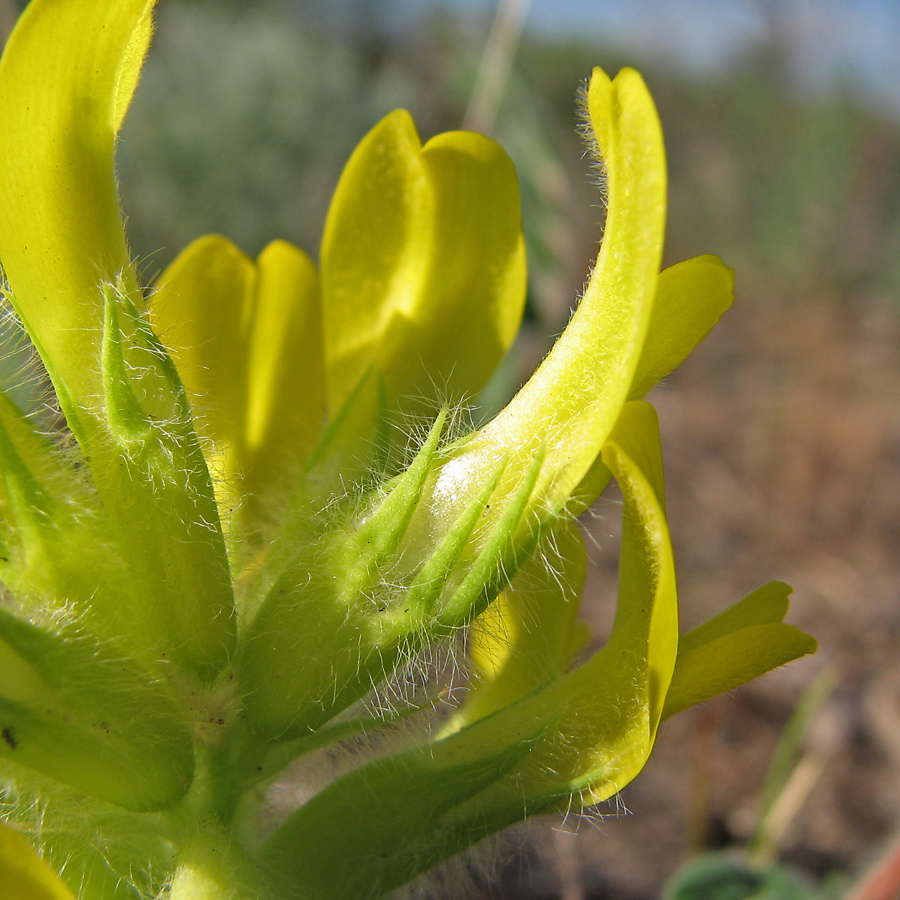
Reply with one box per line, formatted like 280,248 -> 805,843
0,2 -> 815,898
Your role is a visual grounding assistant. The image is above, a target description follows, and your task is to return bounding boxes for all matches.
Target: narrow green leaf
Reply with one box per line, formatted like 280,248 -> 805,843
260,717 -> 548,900
0,609 -> 194,811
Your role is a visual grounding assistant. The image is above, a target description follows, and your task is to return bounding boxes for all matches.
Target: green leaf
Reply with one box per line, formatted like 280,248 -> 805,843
260,715 -> 549,900
664,854 -> 818,900
0,609 -> 194,811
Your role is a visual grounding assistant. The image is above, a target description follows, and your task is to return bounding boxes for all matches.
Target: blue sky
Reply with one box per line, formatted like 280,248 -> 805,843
398,0 -> 900,113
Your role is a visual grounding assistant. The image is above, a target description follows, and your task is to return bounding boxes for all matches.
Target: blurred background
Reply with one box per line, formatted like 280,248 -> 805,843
3,0 -> 900,897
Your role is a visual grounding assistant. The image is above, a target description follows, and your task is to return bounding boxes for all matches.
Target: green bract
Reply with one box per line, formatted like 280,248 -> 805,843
0,2 -> 816,898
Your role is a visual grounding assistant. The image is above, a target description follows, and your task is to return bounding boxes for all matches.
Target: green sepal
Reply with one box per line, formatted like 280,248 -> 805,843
240,422 -> 540,741
0,608 -> 194,811
0,389 -> 139,636
338,407 -> 447,596
0,392 -> 59,552
434,446 -> 546,630
237,408 -> 448,739
259,716 -> 550,900
394,458 -> 507,627
93,283 -> 236,678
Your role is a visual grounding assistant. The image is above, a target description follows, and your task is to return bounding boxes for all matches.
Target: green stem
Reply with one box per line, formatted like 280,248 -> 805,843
168,822 -> 272,900
166,736 -> 276,900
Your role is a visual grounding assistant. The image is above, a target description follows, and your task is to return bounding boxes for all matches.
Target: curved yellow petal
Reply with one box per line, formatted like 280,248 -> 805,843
245,240 -> 324,504
321,110 -> 525,417
661,583 -> 817,718
661,624 -> 817,719
151,234 -> 256,446
0,820 -> 75,900
436,401 -> 677,815
568,254 -> 732,516
457,519 -> 588,728
151,236 -> 324,523
0,0 -> 154,419
629,254 -> 734,399
427,67 -> 666,546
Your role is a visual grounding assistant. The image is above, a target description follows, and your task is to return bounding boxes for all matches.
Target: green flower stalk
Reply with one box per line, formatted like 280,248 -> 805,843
0,1 -> 816,898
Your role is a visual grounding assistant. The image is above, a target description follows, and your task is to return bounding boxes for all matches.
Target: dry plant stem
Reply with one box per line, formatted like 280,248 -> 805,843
751,753 -> 826,866
463,0 -> 531,135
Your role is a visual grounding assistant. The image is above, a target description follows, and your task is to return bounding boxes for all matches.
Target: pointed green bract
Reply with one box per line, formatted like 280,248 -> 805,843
95,285 -> 235,676
0,609 -> 194,811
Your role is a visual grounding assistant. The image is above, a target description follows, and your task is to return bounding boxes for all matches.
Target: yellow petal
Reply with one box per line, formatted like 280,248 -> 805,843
0,0 -> 154,419
661,583 -> 817,718
0,821 -> 75,900
428,67 -> 666,543
457,519 -> 588,728
441,401 -> 677,813
151,236 -> 324,521
150,234 -> 256,447
244,240 -> 324,505
662,624 -> 817,719
321,110 -> 526,417
629,254 -> 734,399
